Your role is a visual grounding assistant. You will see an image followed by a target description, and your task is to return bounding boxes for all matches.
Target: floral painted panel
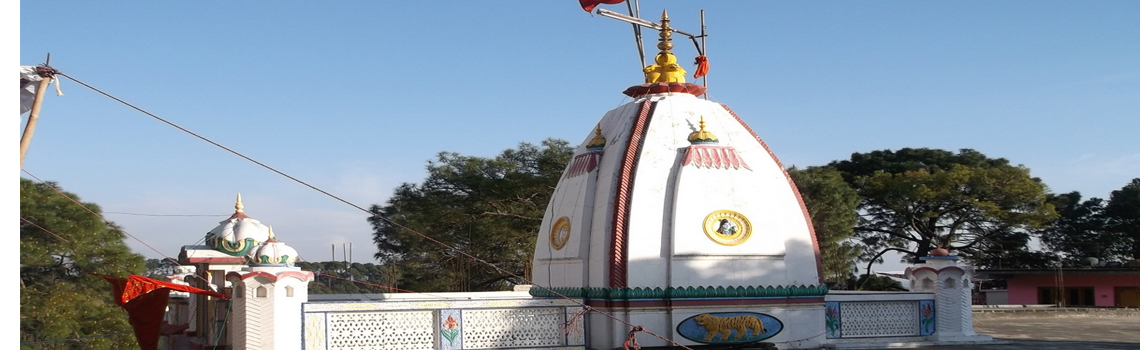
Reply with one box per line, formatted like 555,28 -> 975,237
439,309 -> 462,350
919,300 -> 935,336
824,301 -> 841,339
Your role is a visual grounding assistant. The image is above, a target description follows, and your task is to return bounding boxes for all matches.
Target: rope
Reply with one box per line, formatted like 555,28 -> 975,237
564,306 -> 591,334
20,217 -> 70,243
57,72 -> 373,215
22,169 -> 181,263
56,71 -> 696,350
212,300 -> 233,346
104,212 -> 229,217
623,326 -> 644,350
315,272 -> 423,295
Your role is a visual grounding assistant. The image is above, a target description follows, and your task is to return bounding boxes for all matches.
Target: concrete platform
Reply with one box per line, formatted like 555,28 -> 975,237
853,308 -> 1140,350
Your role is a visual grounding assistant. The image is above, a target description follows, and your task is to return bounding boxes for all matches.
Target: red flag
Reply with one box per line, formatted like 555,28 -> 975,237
97,274 -> 228,350
580,0 -> 625,12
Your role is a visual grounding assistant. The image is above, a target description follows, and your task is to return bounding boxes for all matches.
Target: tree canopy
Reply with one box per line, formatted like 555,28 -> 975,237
368,139 -> 573,292
21,179 -> 146,349
1104,178 -> 1140,261
829,148 -> 1056,268
788,166 -> 861,288
297,261 -> 400,294
1038,192 -> 1113,266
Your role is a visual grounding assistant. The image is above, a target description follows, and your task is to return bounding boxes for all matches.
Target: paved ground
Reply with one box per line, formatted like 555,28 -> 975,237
864,310 -> 1140,350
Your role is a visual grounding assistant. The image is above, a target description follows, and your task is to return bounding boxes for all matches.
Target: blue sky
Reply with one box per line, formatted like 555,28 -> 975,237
16,2 -> 1140,272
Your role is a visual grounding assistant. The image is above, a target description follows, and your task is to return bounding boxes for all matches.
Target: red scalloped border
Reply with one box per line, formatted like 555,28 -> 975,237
623,82 -> 707,98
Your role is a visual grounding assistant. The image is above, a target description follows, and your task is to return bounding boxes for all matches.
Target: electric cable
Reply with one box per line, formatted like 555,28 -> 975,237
58,71 -> 697,349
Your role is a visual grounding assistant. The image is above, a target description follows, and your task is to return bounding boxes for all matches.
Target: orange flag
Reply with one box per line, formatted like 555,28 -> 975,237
97,274 -> 228,350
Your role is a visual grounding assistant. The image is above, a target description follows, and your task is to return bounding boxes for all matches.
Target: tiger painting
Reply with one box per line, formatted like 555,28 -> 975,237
693,313 -> 768,341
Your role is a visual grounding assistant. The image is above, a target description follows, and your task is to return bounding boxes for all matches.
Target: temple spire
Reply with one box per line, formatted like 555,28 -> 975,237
642,9 -> 686,84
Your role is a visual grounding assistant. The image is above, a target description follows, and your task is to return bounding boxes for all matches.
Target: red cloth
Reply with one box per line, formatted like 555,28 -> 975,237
693,55 -> 710,78
97,274 -> 228,350
580,0 -> 625,12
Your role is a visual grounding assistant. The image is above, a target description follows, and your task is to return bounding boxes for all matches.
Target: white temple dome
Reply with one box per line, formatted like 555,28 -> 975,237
205,194 -> 271,256
247,228 -> 299,266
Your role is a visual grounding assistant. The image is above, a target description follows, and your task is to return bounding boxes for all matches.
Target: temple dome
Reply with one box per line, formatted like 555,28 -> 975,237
205,194 -> 271,256
247,228 -> 298,266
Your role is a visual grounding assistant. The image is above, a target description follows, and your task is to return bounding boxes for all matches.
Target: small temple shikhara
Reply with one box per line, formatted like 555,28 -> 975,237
150,9 -> 992,350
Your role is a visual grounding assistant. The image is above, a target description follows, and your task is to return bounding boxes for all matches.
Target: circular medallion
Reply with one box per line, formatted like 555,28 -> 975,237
549,216 -> 571,250
703,210 -> 752,246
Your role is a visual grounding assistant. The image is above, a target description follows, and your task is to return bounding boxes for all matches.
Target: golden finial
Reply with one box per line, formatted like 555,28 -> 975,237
235,193 -> 244,213
267,226 -> 276,241
687,116 -> 719,144
643,9 -> 686,84
657,10 -> 673,53
586,124 -> 606,150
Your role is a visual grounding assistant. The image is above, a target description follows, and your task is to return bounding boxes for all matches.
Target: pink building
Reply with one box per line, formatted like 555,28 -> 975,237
978,268 -> 1140,307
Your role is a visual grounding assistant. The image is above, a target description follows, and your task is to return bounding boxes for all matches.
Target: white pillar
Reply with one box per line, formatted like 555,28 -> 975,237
226,267 -> 314,350
906,256 -> 990,342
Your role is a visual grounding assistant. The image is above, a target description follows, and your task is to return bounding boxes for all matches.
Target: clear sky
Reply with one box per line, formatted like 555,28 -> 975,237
17,2 -> 1140,272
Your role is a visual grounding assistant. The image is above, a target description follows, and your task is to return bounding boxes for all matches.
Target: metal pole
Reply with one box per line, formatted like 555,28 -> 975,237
700,9 -> 708,97
20,75 -> 52,168
626,0 -> 645,69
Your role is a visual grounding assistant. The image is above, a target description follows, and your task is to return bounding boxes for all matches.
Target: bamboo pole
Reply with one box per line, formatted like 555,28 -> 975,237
20,75 -> 52,168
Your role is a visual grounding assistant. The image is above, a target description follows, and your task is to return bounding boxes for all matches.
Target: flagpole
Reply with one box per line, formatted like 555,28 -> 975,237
626,0 -> 646,69
20,55 -> 54,168
700,9 -> 708,98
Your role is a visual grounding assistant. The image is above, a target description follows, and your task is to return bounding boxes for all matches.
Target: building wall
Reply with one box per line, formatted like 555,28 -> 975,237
1006,274 -> 1137,307
983,290 -> 1008,305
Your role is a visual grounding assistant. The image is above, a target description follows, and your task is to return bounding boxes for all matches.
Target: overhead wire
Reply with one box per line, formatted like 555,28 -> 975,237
22,169 -> 182,264
20,216 -> 70,243
104,212 -> 230,217
57,72 -> 695,349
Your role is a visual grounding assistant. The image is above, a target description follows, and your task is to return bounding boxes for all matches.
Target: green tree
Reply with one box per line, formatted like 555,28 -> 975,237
1037,192 -> 1122,266
829,148 -> 1056,269
961,227 -> 1057,268
296,261 -> 400,294
143,258 -> 179,279
1104,178 -> 1140,260
368,139 -> 573,292
848,274 -> 907,291
21,179 -> 146,349
788,166 -> 861,289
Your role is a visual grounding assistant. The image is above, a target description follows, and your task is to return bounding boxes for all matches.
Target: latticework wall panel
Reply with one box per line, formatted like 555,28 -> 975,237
838,301 -> 918,337
461,308 -> 564,348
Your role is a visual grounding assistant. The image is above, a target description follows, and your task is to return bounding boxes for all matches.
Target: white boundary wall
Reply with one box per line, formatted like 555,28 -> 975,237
299,292 -> 586,350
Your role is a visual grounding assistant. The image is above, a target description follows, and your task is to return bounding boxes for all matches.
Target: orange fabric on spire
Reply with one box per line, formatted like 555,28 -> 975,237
580,0 -> 625,12
693,55 -> 710,78
97,274 -> 229,350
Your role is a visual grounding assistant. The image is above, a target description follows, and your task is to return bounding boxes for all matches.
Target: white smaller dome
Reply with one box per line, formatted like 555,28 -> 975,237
247,227 -> 299,267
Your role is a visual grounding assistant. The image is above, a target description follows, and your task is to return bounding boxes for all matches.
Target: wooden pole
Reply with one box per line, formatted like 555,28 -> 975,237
20,75 -> 52,168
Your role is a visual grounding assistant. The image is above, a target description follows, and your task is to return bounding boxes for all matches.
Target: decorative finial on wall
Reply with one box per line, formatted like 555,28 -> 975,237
687,116 -> 719,144
586,124 -> 607,151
